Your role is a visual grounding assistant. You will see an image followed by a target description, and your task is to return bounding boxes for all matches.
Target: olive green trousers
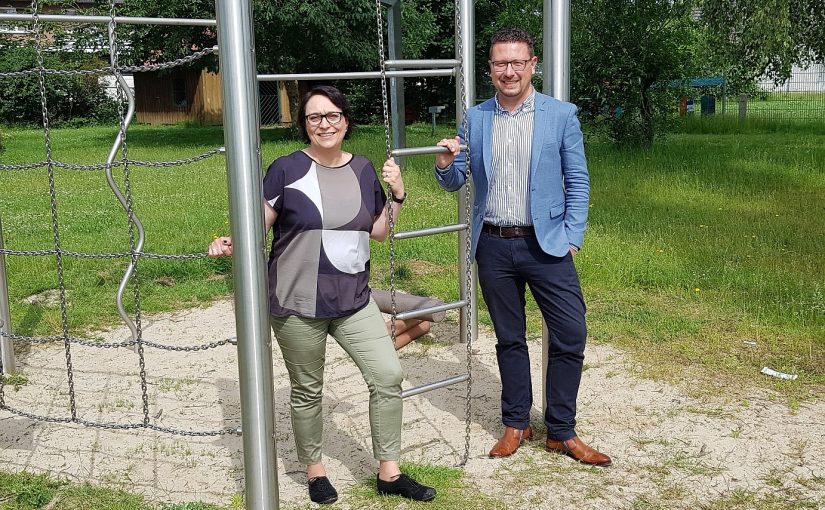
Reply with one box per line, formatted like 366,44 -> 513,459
270,300 -> 403,464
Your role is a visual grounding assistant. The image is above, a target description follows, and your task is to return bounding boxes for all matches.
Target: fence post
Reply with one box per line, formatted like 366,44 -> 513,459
738,94 -> 748,121
215,1 -> 280,509
0,214 -> 16,375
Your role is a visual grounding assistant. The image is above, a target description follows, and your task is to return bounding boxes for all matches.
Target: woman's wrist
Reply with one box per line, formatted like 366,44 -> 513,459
390,191 -> 406,204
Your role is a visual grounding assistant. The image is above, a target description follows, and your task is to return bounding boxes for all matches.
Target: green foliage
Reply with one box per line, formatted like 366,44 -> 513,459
698,0 -> 825,91
0,45 -> 118,126
571,0 -> 697,147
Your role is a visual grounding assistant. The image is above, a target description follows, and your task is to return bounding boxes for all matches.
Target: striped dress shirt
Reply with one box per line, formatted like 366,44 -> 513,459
484,91 -> 535,227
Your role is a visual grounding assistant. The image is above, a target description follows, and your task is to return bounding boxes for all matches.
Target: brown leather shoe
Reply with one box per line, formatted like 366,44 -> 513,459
489,425 -> 534,458
545,436 -> 612,467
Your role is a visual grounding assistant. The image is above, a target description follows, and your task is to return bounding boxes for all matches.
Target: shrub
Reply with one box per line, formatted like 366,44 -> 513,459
0,46 -> 119,126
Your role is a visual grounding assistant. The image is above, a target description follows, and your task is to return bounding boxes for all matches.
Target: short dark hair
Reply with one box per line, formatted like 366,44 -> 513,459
489,27 -> 535,57
297,85 -> 354,144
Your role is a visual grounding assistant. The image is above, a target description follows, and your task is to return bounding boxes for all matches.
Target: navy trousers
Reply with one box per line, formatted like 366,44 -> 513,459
476,231 -> 587,441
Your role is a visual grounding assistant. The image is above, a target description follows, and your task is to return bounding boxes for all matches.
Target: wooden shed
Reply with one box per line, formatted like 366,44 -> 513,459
134,68 -> 223,125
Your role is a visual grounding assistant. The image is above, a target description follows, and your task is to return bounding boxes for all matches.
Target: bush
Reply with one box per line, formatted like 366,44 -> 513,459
0,46 -> 119,126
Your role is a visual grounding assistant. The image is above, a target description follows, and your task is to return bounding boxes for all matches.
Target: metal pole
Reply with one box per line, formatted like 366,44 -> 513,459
215,2 -> 279,509
0,215 -> 15,375
386,0 -> 406,166
385,59 -> 461,68
542,0 -> 571,417
547,0 -> 571,101
457,0 -> 476,345
257,69 -> 455,81
0,13 -> 216,26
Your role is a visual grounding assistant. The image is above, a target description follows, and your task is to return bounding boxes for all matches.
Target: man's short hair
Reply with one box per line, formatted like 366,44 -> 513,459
490,27 -> 535,57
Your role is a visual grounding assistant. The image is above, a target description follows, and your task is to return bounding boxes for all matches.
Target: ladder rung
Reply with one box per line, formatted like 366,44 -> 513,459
391,144 -> 467,157
384,59 -> 460,69
258,69 -> 454,82
393,223 -> 468,240
395,300 -> 468,321
402,374 -> 469,399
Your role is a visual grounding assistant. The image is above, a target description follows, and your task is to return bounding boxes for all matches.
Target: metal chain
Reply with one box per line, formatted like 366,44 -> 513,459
455,0 -> 474,468
1,147 -> 225,172
374,0 -> 399,347
0,162 -> 48,171
0,330 -> 237,351
0,248 -> 208,260
0,403 -> 241,436
0,7 -> 232,441
0,47 -> 218,79
31,0 -> 78,422
107,1 -> 150,428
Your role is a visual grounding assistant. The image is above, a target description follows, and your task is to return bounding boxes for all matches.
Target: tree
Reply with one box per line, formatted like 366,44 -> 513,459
0,45 -> 118,126
698,0 -> 825,90
570,0 -> 697,147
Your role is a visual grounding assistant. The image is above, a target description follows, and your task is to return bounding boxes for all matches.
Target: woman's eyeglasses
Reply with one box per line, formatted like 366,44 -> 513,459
305,112 -> 344,126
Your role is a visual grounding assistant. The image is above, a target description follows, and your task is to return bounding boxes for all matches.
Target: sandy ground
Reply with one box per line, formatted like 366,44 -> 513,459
1,299 -> 823,509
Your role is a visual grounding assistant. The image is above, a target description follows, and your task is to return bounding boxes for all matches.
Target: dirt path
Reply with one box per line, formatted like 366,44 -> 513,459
1,299 -> 822,509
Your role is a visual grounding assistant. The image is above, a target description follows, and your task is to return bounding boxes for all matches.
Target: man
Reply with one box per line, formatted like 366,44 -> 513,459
434,27 -> 611,467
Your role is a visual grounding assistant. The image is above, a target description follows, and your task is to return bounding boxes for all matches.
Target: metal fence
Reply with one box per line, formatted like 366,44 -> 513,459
677,65 -> 825,122
259,80 -> 281,126
748,65 -> 825,121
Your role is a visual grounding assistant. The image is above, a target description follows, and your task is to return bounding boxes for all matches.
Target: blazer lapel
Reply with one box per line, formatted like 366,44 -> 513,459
530,95 -> 550,180
482,108 -> 493,180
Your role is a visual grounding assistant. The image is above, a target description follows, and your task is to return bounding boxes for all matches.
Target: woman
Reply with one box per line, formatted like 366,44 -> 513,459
208,85 -> 435,504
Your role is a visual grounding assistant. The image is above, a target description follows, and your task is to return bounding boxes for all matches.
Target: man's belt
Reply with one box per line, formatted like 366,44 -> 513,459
481,223 -> 535,238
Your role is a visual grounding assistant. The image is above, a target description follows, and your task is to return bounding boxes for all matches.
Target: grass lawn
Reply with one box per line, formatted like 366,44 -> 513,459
0,119 -> 823,509
1,119 -> 823,399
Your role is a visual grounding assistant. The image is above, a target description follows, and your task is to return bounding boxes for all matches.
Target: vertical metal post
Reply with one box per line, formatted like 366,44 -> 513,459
542,0 -> 571,415
386,0 -> 406,165
0,215 -> 16,375
457,0 -> 476,344
739,94 -> 748,121
215,2 -> 279,509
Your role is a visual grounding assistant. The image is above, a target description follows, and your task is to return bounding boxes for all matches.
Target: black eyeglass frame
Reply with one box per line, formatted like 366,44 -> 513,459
305,111 -> 345,126
488,59 -> 533,72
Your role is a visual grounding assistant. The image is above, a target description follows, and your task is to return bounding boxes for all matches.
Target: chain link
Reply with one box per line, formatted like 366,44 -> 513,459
106,1 -> 151,428
0,330 -> 237,351
0,5 -> 234,441
0,162 -> 48,171
31,0 -> 78,422
374,0 -> 399,348
2,149 -> 224,173
0,403 -> 241,436
0,47 -> 217,79
0,248 -> 208,260
455,0 -> 474,468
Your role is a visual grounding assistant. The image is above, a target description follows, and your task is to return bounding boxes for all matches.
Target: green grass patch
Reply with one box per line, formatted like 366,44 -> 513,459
1,121 -> 823,401
346,463 -> 503,510
0,470 -> 236,510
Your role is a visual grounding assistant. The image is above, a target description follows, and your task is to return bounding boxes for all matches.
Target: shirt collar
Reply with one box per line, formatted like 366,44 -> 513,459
494,89 -> 536,115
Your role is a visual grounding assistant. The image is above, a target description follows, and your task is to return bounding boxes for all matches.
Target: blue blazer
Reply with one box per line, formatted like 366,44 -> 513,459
434,91 -> 590,259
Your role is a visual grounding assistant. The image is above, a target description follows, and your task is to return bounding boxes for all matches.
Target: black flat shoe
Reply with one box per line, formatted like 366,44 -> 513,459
308,476 -> 338,504
376,473 -> 436,502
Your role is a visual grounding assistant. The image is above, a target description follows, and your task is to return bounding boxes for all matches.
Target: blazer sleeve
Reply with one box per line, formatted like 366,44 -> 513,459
433,118 -> 468,192
560,106 -> 590,249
